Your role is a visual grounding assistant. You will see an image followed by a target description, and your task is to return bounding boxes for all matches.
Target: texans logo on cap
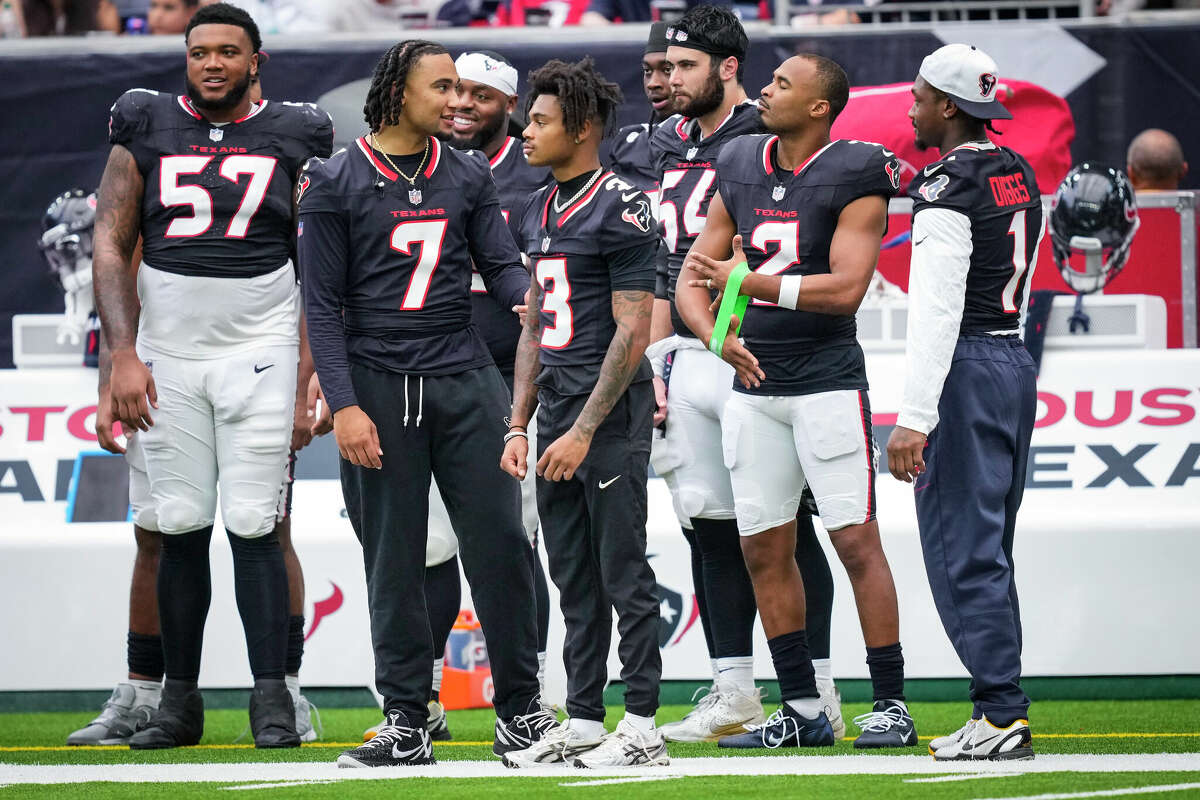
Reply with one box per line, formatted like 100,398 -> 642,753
979,73 -> 996,97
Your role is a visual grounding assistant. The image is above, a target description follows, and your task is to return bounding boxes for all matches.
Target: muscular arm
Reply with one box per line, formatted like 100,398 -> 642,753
676,190 -> 736,344
572,289 -> 653,439
509,271 -> 544,429
92,145 -> 144,355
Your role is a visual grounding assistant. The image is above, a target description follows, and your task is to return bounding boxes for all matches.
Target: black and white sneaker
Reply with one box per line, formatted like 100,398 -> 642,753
718,704 -> 835,749
427,700 -> 452,741
337,710 -> 435,767
933,716 -> 1033,761
493,701 -> 558,757
852,700 -> 918,749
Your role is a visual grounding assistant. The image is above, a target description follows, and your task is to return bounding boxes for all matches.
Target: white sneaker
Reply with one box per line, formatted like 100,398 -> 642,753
659,683 -> 764,743
66,683 -> 157,745
658,684 -> 720,741
929,718 -> 977,755
816,678 -> 844,741
502,720 -> 603,768
934,716 -> 1033,761
572,719 -> 669,768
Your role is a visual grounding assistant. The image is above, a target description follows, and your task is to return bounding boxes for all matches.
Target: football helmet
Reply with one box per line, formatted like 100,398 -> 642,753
1047,163 -> 1139,295
38,188 -> 98,346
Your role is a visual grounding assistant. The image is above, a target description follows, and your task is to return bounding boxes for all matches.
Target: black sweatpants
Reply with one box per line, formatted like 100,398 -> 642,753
343,363 -> 540,725
536,379 -> 662,721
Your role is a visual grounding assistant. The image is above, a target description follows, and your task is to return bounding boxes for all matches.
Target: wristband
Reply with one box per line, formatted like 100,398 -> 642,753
708,262 -> 751,358
503,430 -> 529,443
776,274 -> 803,310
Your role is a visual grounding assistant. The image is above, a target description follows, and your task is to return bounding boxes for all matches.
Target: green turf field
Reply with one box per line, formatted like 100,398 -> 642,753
2,700 -> 1198,798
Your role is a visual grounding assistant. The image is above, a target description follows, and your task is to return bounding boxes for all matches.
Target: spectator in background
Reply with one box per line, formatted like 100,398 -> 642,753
147,0 -> 196,32
580,0 -> 729,26
1126,128 -> 1189,191
22,0 -> 120,34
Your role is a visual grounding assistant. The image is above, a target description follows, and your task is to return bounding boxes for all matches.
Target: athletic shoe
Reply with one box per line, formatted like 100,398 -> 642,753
427,700 -> 452,741
718,705 -> 835,749
658,684 -> 721,741
933,716 -> 1033,761
493,700 -> 559,757
337,710 -> 435,767
249,678 -> 300,748
572,720 -> 670,768
67,683 -> 157,745
362,719 -> 383,742
659,682 -> 764,742
852,700 -> 918,749
502,720 -> 603,768
295,694 -> 322,743
128,679 -> 204,750
929,718 -> 977,755
816,677 -> 845,741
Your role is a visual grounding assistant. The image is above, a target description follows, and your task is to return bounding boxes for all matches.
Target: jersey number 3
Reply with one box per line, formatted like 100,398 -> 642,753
535,258 -> 573,350
160,155 -> 276,239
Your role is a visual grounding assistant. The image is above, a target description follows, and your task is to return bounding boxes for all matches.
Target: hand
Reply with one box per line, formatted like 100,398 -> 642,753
306,372 -> 332,437
500,433 -> 529,479
95,387 -> 125,455
333,405 -> 383,469
686,234 -> 746,293
109,350 -> 157,432
652,375 -> 668,426
536,426 -> 591,482
887,425 -> 928,483
290,394 -> 314,452
713,314 -> 765,389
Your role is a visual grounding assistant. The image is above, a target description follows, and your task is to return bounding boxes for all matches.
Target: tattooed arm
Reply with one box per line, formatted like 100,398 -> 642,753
536,288 -> 653,482
93,144 -> 154,432
500,271 -> 543,480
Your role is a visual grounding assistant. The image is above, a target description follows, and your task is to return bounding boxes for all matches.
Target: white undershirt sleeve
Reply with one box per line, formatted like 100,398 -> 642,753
896,207 -> 973,436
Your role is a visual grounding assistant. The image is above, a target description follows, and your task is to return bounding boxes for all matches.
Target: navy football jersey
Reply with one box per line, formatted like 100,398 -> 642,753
717,136 -> 902,396
908,142 -> 1042,334
518,171 -> 658,392
606,123 -> 660,192
470,136 -> 551,377
298,135 -> 529,381
649,101 -> 762,337
108,89 -> 333,278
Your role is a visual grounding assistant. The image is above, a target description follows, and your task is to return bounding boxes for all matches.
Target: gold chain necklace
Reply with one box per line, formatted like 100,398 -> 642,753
371,133 -> 429,185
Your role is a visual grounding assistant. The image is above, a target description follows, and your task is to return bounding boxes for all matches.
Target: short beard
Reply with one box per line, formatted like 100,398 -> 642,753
185,68 -> 252,112
449,111 -> 507,152
675,67 -> 724,120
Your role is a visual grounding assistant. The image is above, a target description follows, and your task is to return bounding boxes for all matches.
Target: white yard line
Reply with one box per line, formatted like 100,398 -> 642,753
906,773 -> 1022,783
559,775 -> 684,787
974,783 -> 1200,800
221,780 -> 341,791
1,754 -> 1198,785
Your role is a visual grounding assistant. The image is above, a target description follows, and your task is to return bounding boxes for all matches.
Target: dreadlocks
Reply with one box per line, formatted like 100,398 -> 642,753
525,57 -> 623,140
363,40 -> 450,134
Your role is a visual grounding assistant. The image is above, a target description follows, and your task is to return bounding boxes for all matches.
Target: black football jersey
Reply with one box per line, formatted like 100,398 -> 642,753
471,136 -> 551,377
908,142 -> 1042,334
606,123 -> 660,192
518,171 -> 659,389
108,89 -> 333,278
298,135 -> 528,376
649,101 -> 762,337
717,136 -> 902,396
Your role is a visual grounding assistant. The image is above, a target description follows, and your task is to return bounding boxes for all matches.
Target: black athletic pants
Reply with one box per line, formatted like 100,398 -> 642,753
342,363 -> 540,725
536,379 -> 662,721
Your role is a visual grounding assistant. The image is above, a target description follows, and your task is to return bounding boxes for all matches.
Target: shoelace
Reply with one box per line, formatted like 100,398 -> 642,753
363,721 -> 417,752
302,697 -> 324,740
853,705 -> 909,733
746,709 -> 800,750
592,723 -> 669,766
681,685 -> 720,720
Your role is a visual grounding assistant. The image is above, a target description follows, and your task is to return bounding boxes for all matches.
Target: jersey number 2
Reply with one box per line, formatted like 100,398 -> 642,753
160,155 -> 276,238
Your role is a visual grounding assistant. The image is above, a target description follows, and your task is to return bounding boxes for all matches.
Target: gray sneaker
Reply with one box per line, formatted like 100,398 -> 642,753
295,694 -> 322,743
67,683 -> 157,746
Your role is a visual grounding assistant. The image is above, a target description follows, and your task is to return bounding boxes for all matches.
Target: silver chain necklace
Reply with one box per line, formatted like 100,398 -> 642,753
552,168 -> 603,214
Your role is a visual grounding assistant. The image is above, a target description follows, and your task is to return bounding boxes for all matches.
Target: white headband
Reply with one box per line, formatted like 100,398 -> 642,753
455,52 -> 518,98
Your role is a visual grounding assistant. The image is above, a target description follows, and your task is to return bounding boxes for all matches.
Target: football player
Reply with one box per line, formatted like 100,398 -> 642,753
681,53 -> 915,750
887,43 -> 1043,762
605,22 -> 673,192
92,3 -> 333,749
500,58 -> 667,769
647,5 -> 842,742
298,40 -> 552,768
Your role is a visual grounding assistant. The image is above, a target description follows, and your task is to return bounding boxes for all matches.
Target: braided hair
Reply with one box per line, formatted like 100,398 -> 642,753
525,57 -> 623,140
363,40 -> 450,133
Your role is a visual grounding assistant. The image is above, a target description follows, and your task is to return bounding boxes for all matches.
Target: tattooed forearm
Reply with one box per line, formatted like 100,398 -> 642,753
98,330 -> 112,391
573,289 -> 653,439
510,272 -> 544,428
92,145 -> 144,354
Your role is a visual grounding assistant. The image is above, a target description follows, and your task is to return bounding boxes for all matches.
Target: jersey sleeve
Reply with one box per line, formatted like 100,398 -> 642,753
305,104 -> 336,159
908,159 -> 979,216
467,163 -> 528,310
599,189 -> 660,254
296,156 -> 342,215
836,144 -> 901,215
107,89 -> 156,148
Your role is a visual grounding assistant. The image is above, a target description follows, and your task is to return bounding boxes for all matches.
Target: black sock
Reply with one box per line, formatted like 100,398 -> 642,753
767,629 -> 817,701
424,555 -> 462,666
692,517 -> 757,658
866,642 -> 906,702
794,513 -> 834,661
127,631 -> 164,681
227,529 -> 288,681
286,616 -> 305,675
680,526 -> 715,660
158,525 -> 214,683
532,542 -> 550,653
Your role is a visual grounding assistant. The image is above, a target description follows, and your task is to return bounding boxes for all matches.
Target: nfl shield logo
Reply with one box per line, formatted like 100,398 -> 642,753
209,128 -> 223,142
408,188 -> 422,205
772,185 -> 785,202
686,147 -> 698,160
542,236 -> 551,252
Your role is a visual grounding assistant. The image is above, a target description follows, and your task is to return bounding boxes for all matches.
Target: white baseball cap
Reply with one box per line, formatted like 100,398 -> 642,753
918,43 -> 1012,121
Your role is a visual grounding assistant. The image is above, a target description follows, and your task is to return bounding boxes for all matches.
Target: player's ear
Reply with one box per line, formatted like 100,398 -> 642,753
250,52 -> 259,79
811,98 -> 830,121
719,54 -> 738,83
576,117 -> 594,144
506,94 -> 518,115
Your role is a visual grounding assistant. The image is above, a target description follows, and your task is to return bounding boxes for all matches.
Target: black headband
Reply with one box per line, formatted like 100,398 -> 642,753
645,21 -> 669,55
664,25 -> 744,61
